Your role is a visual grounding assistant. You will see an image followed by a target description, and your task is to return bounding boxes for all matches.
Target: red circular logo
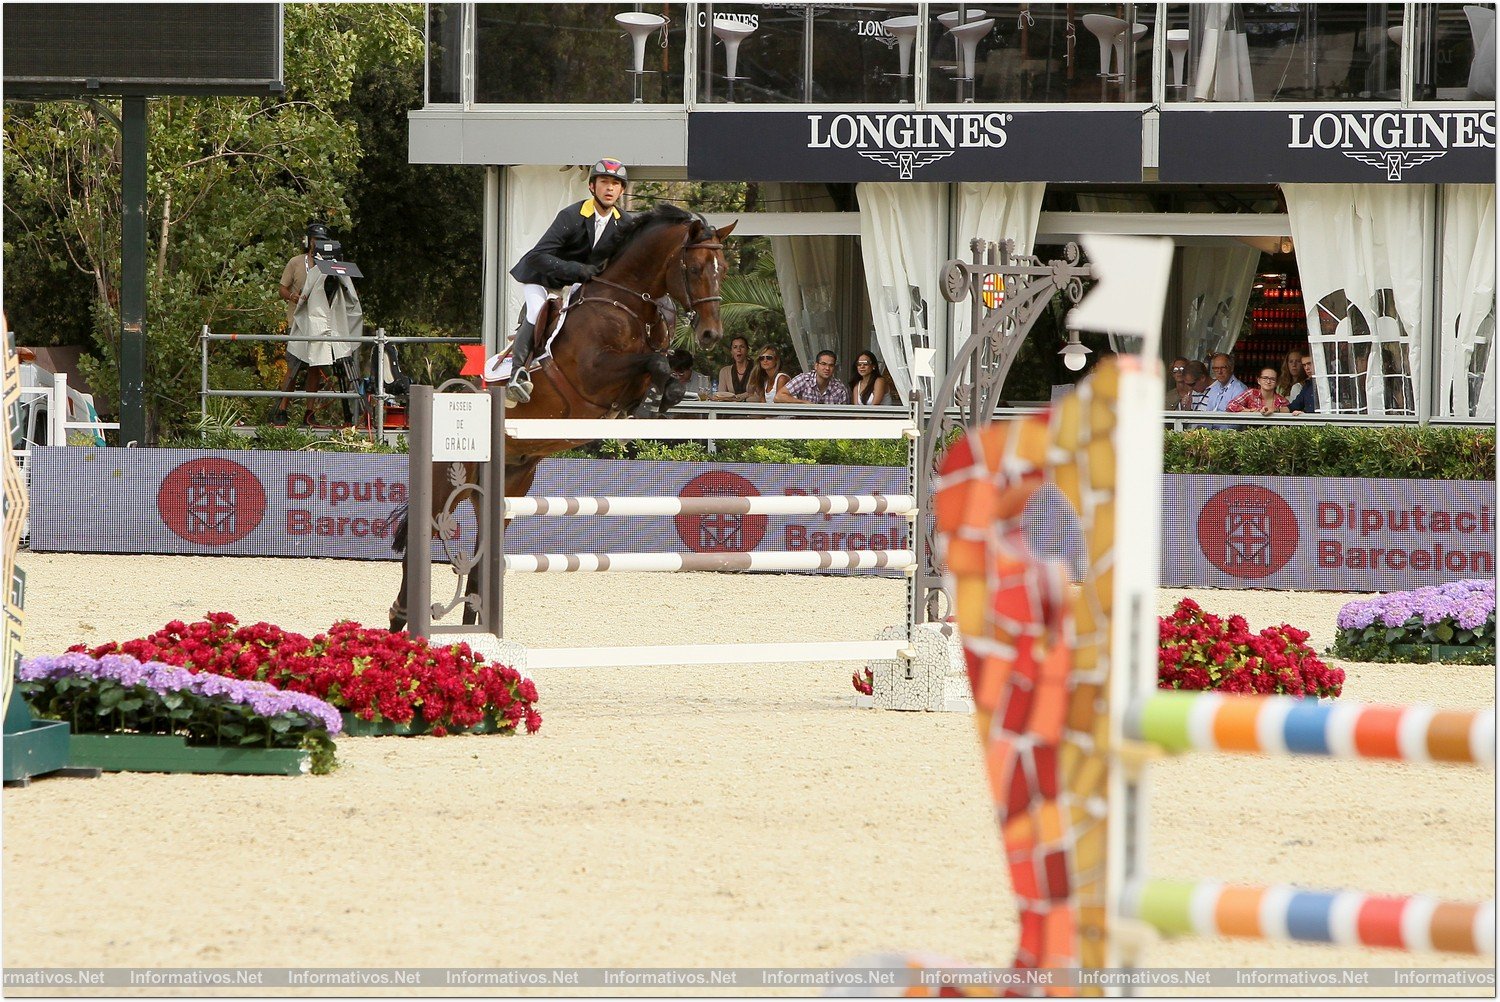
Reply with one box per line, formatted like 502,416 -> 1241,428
158,458 -> 267,546
674,471 -> 767,553
1197,485 -> 1299,578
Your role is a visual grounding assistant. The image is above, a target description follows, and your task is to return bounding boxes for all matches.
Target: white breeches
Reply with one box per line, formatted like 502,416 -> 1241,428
521,284 -> 549,325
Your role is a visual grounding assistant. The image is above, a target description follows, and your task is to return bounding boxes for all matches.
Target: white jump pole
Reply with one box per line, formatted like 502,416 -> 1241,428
505,493 -> 915,518
527,639 -> 906,669
504,418 -> 917,441
504,549 -> 916,574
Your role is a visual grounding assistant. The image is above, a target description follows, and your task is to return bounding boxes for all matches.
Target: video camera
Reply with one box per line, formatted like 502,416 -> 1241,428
306,220 -> 362,278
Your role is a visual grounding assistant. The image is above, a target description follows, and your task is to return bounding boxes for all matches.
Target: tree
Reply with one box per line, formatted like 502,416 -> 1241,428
1,3 -> 426,439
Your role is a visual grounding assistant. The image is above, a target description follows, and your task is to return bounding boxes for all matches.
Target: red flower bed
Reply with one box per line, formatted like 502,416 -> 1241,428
852,599 -> 1343,700
1158,598 -> 1343,698
71,612 -> 541,736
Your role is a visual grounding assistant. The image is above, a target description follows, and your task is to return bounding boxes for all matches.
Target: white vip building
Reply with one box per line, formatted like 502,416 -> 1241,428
410,3 -> 1496,422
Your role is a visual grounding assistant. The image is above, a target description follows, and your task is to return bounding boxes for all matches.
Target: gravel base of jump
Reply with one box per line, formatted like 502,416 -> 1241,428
4,553 -> 1493,995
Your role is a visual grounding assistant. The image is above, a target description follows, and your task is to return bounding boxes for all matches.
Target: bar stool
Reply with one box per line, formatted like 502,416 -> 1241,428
1167,28 -> 1190,88
882,14 -> 921,80
1081,13 -> 1127,78
712,16 -> 757,101
615,12 -> 666,104
949,17 -> 995,95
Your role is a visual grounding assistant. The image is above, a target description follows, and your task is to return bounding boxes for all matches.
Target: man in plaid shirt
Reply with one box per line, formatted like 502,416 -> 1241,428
780,349 -> 851,404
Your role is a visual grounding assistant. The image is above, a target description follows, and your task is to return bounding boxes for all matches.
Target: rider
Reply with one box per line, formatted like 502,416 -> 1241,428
503,157 -> 633,405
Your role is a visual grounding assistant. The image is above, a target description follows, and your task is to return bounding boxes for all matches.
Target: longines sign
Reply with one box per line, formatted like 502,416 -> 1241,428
1161,109 -> 1497,182
688,110 -> 1142,182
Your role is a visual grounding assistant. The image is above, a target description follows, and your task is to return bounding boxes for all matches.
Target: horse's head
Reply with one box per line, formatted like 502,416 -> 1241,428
670,217 -> 737,350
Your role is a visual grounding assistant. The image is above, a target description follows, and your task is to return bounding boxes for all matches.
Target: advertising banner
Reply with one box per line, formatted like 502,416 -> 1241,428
688,110 -> 1143,182
1167,476 -> 1495,591
27,450 -> 1495,593
1159,108 -> 1498,183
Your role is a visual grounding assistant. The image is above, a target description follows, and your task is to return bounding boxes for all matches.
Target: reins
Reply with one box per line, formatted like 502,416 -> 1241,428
541,221 -> 724,414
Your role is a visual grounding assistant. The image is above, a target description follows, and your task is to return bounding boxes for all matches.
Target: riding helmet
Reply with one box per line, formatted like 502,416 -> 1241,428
588,158 -> 629,185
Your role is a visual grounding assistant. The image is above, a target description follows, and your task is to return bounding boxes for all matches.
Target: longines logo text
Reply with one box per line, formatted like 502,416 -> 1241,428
807,112 -> 1012,177
1288,110 -> 1496,179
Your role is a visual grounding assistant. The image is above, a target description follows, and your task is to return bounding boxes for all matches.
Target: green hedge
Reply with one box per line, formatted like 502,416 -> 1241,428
572,426 -> 1495,480
1162,426 -> 1494,481
160,423 -> 1494,481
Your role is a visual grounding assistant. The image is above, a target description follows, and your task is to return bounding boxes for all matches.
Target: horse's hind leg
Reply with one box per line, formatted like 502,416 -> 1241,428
390,560 -> 410,632
462,484 -> 483,625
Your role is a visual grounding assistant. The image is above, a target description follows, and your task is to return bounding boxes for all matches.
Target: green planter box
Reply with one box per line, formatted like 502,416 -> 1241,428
1389,643 -> 1494,664
339,710 -> 513,737
3,719 -> 72,784
69,733 -> 310,776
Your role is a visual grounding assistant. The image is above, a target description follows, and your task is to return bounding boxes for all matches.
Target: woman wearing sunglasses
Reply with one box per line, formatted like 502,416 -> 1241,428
746,344 -> 791,403
848,351 -> 891,406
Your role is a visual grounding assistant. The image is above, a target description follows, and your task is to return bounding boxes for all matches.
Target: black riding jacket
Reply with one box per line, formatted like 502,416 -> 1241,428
509,198 -> 632,289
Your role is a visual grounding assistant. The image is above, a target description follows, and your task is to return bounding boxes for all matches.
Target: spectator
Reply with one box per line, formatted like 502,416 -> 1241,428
668,348 -> 714,399
781,349 -> 851,405
1228,367 -> 1291,417
1289,354 -> 1318,414
1200,353 -> 1248,412
1172,360 -> 1211,411
1277,347 -> 1306,399
746,344 -> 791,403
849,351 -> 891,406
713,334 -> 753,401
1164,356 -> 1190,409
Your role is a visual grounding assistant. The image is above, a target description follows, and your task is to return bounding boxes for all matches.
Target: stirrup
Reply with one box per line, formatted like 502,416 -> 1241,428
505,366 -> 533,407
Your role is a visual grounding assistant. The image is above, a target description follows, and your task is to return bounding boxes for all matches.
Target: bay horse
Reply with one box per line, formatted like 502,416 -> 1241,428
388,203 -> 737,630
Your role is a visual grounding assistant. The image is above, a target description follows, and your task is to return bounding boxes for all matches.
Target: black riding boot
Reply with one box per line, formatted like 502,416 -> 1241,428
505,319 -> 537,407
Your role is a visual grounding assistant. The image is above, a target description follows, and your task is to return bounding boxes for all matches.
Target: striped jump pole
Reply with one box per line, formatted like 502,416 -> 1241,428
1127,691 -> 1496,767
504,549 -> 916,574
1123,878 -> 1496,957
505,493 -> 916,519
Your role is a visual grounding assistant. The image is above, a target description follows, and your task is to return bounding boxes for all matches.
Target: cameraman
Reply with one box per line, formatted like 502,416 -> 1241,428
271,221 -> 331,426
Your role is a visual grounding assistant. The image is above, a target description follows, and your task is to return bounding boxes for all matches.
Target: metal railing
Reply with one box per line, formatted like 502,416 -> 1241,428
198,325 -> 480,436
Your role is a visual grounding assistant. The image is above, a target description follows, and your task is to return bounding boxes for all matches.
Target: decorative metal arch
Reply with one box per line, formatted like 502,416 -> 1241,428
912,238 -> 1096,626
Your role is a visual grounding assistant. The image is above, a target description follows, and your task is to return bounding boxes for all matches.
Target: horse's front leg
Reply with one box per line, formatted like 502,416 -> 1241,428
645,352 -> 685,414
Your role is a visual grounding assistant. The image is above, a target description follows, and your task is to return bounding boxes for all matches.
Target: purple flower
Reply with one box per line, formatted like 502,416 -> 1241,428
17,652 -> 343,736
1337,579 -> 1495,641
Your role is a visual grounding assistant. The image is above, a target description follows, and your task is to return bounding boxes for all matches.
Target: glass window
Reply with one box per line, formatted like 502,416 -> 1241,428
929,5 -> 1157,104
1166,3 -> 1404,102
698,4 -> 918,104
427,4 -> 464,104
1413,3 -> 1496,100
474,4 -> 686,105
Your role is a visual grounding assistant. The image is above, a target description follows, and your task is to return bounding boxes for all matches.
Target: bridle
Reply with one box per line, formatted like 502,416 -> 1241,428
578,224 -> 723,332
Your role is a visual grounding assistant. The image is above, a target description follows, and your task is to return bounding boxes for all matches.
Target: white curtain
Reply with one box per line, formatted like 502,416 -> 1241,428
503,165 -> 585,333
856,183 -> 947,403
1179,244 -> 1261,362
950,182 -> 1047,353
1440,184 -> 1497,419
1285,183 -> 1433,416
1192,3 -> 1255,101
764,183 -> 843,372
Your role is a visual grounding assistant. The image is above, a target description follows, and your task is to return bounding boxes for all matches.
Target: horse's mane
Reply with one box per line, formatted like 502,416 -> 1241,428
612,202 -> 698,250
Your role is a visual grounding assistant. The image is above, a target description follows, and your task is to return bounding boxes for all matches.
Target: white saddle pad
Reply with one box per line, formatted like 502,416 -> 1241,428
482,285 -> 580,384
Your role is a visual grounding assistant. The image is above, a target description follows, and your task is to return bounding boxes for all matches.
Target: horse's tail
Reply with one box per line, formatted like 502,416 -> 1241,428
389,502 -> 409,555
